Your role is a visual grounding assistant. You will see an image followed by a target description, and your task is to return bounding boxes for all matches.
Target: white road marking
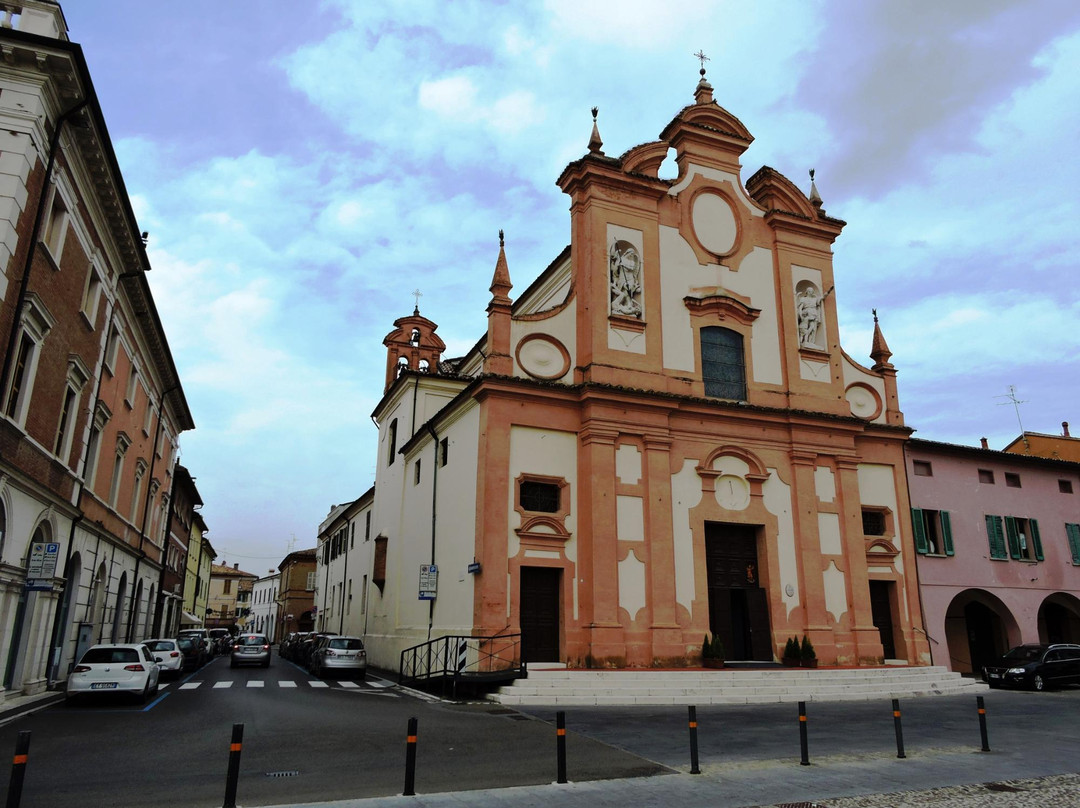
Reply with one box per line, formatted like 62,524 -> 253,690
338,680 -> 359,688
179,682 -> 200,690
247,680 -> 264,688
308,681 -> 329,688
213,681 -> 233,689
279,681 -> 297,688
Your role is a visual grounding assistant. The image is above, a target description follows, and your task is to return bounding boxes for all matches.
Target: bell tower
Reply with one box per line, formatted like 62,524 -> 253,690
382,292 -> 446,393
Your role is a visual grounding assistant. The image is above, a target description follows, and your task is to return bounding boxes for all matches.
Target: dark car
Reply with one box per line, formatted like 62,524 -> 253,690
983,643 -> 1080,691
176,636 -> 207,670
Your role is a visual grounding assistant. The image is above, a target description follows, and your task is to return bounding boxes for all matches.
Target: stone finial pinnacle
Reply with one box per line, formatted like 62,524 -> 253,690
871,309 -> 894,369
693,50 -> 714,104
809,168 -> 823,210
588,106 -> 604,155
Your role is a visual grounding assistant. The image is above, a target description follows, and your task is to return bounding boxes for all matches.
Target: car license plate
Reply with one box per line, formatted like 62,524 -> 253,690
243,648 -> 258,654
988,673 -> 1000,679
91,682 -> 117,689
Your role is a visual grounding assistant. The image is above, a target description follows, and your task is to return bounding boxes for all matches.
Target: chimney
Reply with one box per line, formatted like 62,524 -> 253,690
1064,421 -> 1071,438
980,437 -> 989,450
233,562 -> 239,570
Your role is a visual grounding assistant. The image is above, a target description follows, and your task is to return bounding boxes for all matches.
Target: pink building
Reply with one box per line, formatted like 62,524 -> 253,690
906,437 -> 1080,675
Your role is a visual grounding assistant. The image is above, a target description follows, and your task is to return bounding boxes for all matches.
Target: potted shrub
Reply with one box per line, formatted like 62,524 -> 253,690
702,634 -> 725,668
800,634 -> 818,668
782,637 -> 800,667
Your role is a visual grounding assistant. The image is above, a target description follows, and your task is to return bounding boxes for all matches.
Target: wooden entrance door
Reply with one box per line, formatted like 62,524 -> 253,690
869,580 -> 897,659
705,523 -> 771,661
520,567 -> 561,663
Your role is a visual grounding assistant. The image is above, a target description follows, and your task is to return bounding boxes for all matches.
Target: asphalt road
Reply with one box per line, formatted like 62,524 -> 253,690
0,654 -> 664,808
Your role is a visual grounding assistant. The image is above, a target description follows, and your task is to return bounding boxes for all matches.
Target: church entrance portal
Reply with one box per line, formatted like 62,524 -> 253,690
705,523 -> 771,661
520,567 -> 560,663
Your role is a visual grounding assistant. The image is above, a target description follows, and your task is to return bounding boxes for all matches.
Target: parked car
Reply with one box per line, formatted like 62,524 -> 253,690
176,636 -> 207,670
66,643 -> 161,703
177,628 -> 212,659
208,628 -> 232,655
297,632 -> 336,670
281,632 -> 309,662
230,633 -> 271,668
983,643 -> 1080,691
142,639 -> 184,678
309,635 -> 367,680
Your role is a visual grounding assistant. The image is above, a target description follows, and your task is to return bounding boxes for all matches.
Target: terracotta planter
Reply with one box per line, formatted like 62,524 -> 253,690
703,658 -> 725,669
801,658 -> 818,668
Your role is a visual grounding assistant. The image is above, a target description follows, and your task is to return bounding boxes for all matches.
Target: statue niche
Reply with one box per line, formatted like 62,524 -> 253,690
795,280 -> 825,350
609,239 -> 643,319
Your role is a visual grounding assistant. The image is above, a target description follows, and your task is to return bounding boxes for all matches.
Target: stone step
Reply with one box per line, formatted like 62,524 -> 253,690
488,666 -> 987,706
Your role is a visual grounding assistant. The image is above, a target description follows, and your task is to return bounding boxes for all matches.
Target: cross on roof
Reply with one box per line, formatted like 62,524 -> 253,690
411,288 -> 422,313
694,50 -> 710,73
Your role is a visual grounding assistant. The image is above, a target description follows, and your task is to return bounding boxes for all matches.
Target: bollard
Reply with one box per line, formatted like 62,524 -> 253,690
404,717 -> 419,796
688,705 -> 701,775
892,698 -> 906,759
976,695 -> 990,752
798,701 -> 809,766
222,723 -> 244,808
556,710 -> 567,784
5,730 -> 31,808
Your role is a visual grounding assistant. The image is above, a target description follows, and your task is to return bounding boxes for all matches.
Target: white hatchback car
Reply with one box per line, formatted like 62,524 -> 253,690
141,638 -> 184,678
67,643 -> 161,703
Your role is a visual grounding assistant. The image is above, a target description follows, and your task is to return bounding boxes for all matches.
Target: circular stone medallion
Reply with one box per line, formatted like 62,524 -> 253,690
692,192 -> 738,255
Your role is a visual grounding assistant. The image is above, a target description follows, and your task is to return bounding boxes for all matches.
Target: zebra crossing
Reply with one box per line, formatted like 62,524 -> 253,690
165,676 -> 396,694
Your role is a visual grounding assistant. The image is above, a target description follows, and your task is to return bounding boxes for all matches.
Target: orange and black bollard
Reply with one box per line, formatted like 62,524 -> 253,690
404,717 -> 419,796
5,730 -> 31,808
556,710 -> 567,784
688,706 -> 701,774
892,698 -> 906,759
976,695 -> 990,752
222,723 -> 244,808
798,701 -> 810,765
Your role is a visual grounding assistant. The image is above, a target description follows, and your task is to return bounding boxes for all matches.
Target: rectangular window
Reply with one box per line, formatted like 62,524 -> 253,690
862,509 -> 886,536
54,386 -> 77,458
84,425 -> 102,488
985,515 -> 1008,560
105,326 -> 120,373
701,326 -> 747,401
42,188 -> 68,262
5,333 -> 35,420
1005,472 -> 1021,488
440,436 -> 449,467
143,402 -> 155,436
108,451 -> 124,508
81,268 -> 102,326
365,511 -> 371,540
223,579 -> 232,595
1005,516 -> 1042,561
978,469 -> 995,484
912,508 -> 954,556
520,480 -> 560,513
305,571 -> 316,590
414,459 -> 421,485
129,470 -> 144,523
1060,480 -> 1074,494
912,460 -> 932,477
350,522 -> 355,550
125,368 -> 139,408
1066,524 -> 1080,565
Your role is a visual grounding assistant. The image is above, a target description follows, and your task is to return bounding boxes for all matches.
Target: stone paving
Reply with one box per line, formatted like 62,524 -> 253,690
776,773 -> 1080,807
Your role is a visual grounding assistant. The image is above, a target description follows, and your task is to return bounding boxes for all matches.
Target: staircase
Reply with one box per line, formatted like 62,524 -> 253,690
489,665 -> 987,706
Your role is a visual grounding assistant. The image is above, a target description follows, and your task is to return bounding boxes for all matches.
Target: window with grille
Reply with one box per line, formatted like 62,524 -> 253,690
700,326 -> 746,401
520,481 -> 560,513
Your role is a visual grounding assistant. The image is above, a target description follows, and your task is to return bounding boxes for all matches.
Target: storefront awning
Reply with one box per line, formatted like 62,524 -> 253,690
179,611 -> 203,626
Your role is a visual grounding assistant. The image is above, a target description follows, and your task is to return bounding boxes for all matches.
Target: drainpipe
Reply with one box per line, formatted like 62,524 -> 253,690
0,98 -> 89,398
425,424 -> 439,642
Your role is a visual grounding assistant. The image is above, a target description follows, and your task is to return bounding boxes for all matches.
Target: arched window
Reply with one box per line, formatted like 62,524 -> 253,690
387,419 -> 398,466
418,358 -> 430,372
410,328 -> 421,346
701,326 -> 746,401
396,356 -> 408,377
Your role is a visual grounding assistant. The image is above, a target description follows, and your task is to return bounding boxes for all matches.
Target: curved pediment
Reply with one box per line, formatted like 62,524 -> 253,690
745,166 -> 817,218
620,141 -> 671,178
660,102 -> 754,152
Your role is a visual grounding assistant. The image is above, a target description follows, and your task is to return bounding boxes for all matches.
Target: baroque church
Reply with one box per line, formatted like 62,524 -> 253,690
361,69 -> 930,671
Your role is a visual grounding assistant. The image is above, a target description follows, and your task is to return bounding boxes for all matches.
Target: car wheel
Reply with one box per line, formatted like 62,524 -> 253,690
136,681 -> 150,704
1033,674 -> 1046,691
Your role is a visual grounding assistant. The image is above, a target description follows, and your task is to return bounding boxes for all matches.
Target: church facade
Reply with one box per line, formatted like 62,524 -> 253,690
358,73 -> 931,671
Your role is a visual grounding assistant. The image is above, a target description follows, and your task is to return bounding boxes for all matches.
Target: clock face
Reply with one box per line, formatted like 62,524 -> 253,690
715,474 -> 750,510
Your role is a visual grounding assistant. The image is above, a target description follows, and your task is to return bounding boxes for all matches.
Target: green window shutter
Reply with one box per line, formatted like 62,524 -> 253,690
941,511 -> 954,556
1067,524 -> 1080,565
985,515 -> 1007,560
911,508 -> 928,554
1005,516 -> 1021,559
1029,518 -> 1043,561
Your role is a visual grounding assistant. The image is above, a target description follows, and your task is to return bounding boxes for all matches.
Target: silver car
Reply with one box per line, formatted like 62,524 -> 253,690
309,635 -> 367,680
229,633 -> 271,668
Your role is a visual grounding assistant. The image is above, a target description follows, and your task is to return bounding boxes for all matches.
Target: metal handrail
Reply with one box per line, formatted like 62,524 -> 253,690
399,632 -> 524,695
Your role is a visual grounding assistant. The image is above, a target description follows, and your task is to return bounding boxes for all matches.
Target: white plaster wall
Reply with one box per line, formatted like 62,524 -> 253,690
615,444 -> 642,485
763,469 -> 799,617
618,547 -> 647,623
509,426 -> 578,618
857,464 -> 905,578
616,495 -> 644,541
815,466 -> 836,502
670,458 -> 702,615
822,561 -> 848,624
841,354 -> 889,425
668,165 -> 766,218
735,247 -> 783,386
818,512 -> 842,555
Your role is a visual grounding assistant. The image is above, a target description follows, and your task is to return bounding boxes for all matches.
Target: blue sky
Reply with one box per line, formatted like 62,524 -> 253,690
62,0 -> 1080,570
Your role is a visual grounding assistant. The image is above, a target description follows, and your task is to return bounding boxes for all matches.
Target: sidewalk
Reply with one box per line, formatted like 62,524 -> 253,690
0,689 -> 63,726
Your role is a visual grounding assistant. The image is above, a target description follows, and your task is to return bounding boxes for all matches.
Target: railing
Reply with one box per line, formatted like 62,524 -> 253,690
399,632 -> 524,698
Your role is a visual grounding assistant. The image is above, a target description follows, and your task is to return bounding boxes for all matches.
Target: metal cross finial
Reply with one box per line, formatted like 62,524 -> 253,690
411,288 -> 422,313
694,50 -> 710,75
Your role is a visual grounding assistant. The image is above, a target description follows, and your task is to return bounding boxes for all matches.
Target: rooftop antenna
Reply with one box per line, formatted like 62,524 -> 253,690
995,385 -> 1029,452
